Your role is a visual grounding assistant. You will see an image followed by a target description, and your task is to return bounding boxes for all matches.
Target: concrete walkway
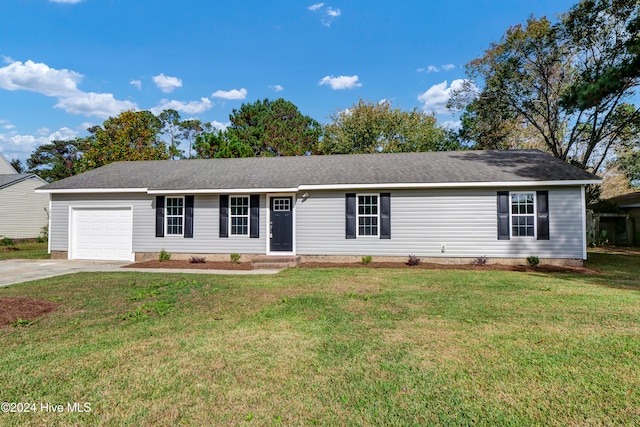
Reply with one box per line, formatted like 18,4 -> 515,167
0,259 -> 281,288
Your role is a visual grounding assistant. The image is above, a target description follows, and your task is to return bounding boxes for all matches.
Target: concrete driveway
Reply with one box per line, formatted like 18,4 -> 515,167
0,259 -> 280,288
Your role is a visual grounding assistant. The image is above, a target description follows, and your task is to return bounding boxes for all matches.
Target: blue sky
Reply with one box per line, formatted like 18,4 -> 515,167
0,0 -> 577,163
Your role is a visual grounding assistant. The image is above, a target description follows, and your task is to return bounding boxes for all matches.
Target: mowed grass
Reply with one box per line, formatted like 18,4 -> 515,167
1,250 -> 639,426
0,241 -> 49,260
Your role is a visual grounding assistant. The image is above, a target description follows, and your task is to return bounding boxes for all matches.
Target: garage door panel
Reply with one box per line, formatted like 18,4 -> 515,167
71,208 -> 132,261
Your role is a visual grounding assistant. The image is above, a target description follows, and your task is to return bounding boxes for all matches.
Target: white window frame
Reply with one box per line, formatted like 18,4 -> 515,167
229,195 -> 250,236
165,196 -> 185,236
357,193 -> 379,237
510,191 -> 536,238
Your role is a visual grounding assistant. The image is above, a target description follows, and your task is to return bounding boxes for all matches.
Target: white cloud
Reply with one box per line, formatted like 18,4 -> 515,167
326,7 -> 341,17
318,75 -> 361,90
130,79 -> 142,90
55,92 -> 137,118
211,88 -> 247,100
210,120 -> 230,131
0,59 -> 137,118
49,127 -> 77,141
418,64 -> 456,73
0,127 -> 78,163
0,119 -> 15,130
308,3 -> 341,26
151,97 -> 212,115
49,0 -> 83,3
0,59 -> 82,97
417,79 -> 471,114
269,84 -> 284,92
152,73 -> 182,93
441,120 -> 462,130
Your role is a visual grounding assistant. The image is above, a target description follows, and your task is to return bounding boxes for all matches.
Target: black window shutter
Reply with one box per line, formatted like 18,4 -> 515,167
219,195 -> 229,238
184,195 -> 194,238
250,194 -> 260,238
537,191 -> 550,240
346,193 -> 356,239
497,191 -> 510,240
380,193 -> 391,239
156,196 -> 165,238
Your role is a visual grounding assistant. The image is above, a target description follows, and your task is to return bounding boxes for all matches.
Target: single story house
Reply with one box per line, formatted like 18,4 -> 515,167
37,150 -> 601,265
602,192 -> 640,245
0,153 -> 49,239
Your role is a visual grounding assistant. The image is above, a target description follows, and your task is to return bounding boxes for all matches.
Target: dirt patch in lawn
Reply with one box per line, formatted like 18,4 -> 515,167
124,260 -> 253,270
0,297 -> 60,327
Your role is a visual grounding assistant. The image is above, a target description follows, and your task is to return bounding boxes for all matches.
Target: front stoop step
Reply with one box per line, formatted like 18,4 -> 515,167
251,255 -> 301,269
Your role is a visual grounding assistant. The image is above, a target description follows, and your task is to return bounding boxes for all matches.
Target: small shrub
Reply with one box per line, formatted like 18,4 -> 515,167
470,256 -> 488,267
158,249 -> 171,262
361,255 -> 372,264
527,256 -> 540,267
11,318 -> 36,327
230,253 -> 241,264
407,254 -> 421,266
189,256 -> 206,264
1,237 -> 14,246
39,223 -> 49,242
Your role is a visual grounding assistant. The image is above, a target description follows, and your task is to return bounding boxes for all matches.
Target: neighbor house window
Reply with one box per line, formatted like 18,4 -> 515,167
166,197 -> 184,235
358,194 -> 379,236
511,192 -> 535,237
230,196 -> 249,235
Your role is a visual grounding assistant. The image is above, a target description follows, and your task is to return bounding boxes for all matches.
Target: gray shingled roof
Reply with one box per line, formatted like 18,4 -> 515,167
607,192 -> 640,207
39,150 -> 601,192
0,174 -> 33,189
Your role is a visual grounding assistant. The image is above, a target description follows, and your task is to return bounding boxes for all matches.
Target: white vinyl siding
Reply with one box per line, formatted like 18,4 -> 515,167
50,193 -> 266,255
296,187 -> 585,259
0,177 -> 49,238
49,186 -> 586,260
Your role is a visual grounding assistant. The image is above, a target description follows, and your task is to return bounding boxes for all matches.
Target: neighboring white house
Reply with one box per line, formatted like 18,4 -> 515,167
37,150 -> 601,265
0,153 -> 49,239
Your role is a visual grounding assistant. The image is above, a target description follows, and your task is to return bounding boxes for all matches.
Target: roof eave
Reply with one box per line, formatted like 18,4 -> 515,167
36,179 -> 601,194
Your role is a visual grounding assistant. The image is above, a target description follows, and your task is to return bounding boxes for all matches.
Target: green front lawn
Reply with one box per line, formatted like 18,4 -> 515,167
0,250 -> 638,426
0,241 -> 49,260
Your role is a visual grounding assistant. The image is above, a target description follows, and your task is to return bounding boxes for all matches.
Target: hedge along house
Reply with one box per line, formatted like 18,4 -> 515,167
37,150 -> 601,265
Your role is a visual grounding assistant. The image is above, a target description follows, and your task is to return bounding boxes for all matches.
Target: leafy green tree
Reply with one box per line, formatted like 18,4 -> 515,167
180,119 -> 206,159
561,0 -> 640,110
27,139 -> 83,182
9,158 -> 24,174
617,150 -> 640,188
80,110 -> 169,171
228,98 -> 322,156
158,109 -> 184,159
452,3 -> 640,174
320,99 -> 452,154
193,130 -> 253,159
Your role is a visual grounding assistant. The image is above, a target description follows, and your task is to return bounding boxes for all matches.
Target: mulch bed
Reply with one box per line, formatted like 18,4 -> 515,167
0,297 -> 60,328
124,259 -> 599,275
123,260 -> 253,270
300,262 -> 600,274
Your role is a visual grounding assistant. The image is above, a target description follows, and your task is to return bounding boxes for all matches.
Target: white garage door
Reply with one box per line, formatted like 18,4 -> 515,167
71,208 -> 133,261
